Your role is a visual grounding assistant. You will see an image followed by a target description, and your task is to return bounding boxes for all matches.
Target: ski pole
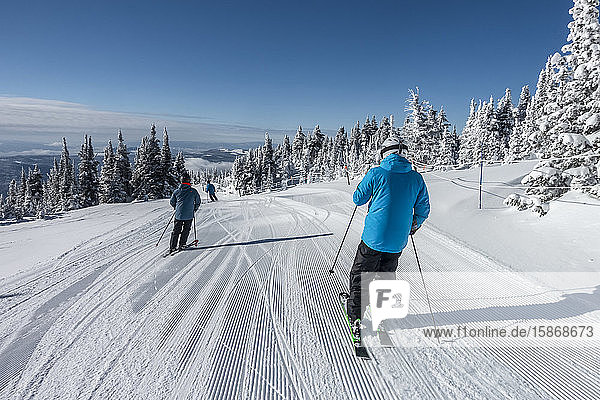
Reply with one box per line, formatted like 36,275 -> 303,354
156,211 -> 175,247
193,213 -> 197,242
411,234 -> 440,344
329,205 -> 358,274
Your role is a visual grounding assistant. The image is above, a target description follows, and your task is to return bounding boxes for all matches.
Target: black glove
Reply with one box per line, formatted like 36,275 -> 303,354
410,218 -> 420,235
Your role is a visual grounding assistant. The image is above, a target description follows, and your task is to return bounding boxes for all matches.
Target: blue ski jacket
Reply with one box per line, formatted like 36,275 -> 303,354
206,183 -> 216,194
353,154 -> 430,253
170,183 -> 201,220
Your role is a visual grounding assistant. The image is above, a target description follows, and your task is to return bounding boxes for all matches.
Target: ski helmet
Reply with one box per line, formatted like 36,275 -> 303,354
379,136 -> 408,160
180,173 -> 191,183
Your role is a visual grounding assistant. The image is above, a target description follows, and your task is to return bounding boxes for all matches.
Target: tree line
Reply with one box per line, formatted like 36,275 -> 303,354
0,124 -> 188,221
231,0 -> 600,216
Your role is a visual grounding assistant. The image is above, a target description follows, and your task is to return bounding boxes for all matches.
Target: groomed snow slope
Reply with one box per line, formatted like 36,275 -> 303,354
1,165 -> 599,399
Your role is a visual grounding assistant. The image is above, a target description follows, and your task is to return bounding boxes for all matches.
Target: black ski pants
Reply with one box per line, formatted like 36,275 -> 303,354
170,219 -> 192,250
348,241 -> 401,322
209,193 -> 218,202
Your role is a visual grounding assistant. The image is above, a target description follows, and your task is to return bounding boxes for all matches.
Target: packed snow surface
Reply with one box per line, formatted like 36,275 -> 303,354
1,163 -> 599,399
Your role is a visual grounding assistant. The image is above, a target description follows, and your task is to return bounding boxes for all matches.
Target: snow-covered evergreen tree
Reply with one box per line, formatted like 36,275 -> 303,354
44,158 -> 61,213
360,116 -> 372,164
174,151 -> 187,180
348,121 -> 362,174
333,126 -> 348,174
518,0 -> 600,211
99,140 -> 127,203
279,135 -> 294,186
262,132 -> 275,191
504,0 -> 600,214
404,88 -> 433,166
507,118 -> 527,162
59,137 -> 79,211
495,88 -> 515,159
231,156 -> 246,195
459,99 -> 480,166
116,129 -> 133,198
516,85 -> 531,124
524,58 -> 557,153
303,133 -> 320,183
507,86 -> 532,161
131,124 -> 164,200
5,179 -> 21,220
161,127 -> 178,195
478,97 -> 498,161
78,134 -> 100,208
374,117 -> 392,150
18,167 -> 26,214
25,165 -> 44,217
292,125 -> 305,167
313,124 -> 325,149
439,123 -> 458,167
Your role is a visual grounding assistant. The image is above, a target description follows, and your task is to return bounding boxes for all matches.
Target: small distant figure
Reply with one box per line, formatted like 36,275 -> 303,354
344,165 -> 350,185
206,179 -> 218,202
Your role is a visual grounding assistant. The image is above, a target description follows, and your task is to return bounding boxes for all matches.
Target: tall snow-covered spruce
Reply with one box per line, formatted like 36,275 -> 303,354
131,124 -> 164,200
161,127 -> 178,196
262,132 -> 275,191
116,129 -> 133,198
59,138 -> 79,211
78,135 -> 100,208
510,0 -> 600,214
99,140 -> 128,204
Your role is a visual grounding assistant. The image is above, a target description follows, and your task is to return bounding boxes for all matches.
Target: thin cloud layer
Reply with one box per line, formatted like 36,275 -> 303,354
0,96 -> 269,145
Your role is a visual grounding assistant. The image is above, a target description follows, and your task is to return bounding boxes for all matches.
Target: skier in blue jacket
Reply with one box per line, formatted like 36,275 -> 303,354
206,180 -> 218,202
348,136 -> 430,338
169,173 -> 201,253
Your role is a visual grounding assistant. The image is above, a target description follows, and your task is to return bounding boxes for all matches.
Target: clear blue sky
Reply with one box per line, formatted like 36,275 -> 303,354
0,0 -> 573,140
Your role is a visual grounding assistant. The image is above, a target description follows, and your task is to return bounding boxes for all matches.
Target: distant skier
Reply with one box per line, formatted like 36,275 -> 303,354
206,179 -> 218,202
348,136 -> 430,340
168,173 -> 201,254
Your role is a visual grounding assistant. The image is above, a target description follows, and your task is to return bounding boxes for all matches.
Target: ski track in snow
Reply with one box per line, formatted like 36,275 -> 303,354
0,187 -> 598,399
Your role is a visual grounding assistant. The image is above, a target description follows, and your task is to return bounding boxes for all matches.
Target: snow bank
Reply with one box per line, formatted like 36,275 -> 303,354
418,162 -> 600,272
0,201 -> 168,279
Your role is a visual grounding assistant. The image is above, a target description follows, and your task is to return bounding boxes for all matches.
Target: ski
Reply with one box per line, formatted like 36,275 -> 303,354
162,249 -> 176,258
177,241 -> 199,252
182,239 -> 199,249
338,292 -> 370,359
162,240 -> 199,257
